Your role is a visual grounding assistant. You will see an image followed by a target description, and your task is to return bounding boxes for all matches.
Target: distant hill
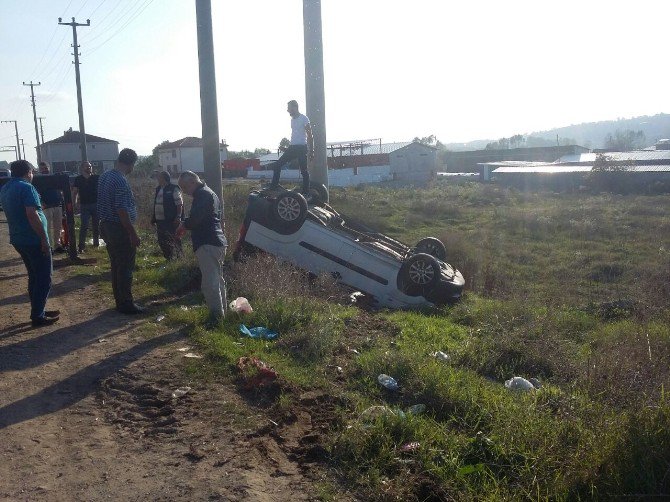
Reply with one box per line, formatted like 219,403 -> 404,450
444,113 -> 670,151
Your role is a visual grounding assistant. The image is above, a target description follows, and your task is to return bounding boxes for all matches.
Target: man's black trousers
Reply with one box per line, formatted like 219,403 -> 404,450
101,221 -> 136,309
269,145 -> 310,193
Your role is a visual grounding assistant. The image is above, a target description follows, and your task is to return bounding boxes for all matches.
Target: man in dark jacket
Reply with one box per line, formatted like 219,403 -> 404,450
151,171 -> 183,260
36,161 -> 65,253
176,171 -> 227,320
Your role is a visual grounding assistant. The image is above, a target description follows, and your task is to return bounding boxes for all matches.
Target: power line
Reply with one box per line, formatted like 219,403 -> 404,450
83,0 -> 141,44
88,0 -> 156,55
86,0 -> 107,19
73,0 -> 93,17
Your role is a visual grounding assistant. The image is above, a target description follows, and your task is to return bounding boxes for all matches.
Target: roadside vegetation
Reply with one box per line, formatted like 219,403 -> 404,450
75,179 -> 670,500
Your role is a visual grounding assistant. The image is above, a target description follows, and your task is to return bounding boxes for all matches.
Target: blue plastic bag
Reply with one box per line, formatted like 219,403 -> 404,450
239,324 -> 278,340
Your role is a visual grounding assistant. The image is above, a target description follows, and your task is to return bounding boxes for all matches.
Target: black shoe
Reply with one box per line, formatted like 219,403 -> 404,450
54,246 -> 67,254
32,316 -> 59,327
44,310 -> 61,318
117,303 -> 145,315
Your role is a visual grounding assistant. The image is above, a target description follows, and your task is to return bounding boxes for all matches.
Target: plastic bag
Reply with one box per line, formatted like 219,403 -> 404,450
504,376 -> 535,391
378,374 -> 399,391
229,297 -> 253,314
239,324 -> 278,340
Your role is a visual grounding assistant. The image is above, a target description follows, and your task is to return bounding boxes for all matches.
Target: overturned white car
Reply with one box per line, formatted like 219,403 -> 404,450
233,187 -> 465,308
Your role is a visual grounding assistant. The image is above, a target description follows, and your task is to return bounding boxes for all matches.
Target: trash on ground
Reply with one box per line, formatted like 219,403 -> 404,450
400,441 -> 421,453
155,314 -> 165,322
239,324 -> 278,340
407,404 -> 426,415
360,405 -> 405,421
377,374 -> 399,391
88,238 -> 106,247
348,348 -> 360,355
529,377 -> 542,389
97,338 -> 107,343
177,347 -> 191,352
180,305 -> 190,311
229,297 -> 253,314
237,356 -> 278,389
433,351 -> 450,362
349,291 -> 365,304
171,387 -> 191,398
183,352 -> 203,359
504,376 -> 536,391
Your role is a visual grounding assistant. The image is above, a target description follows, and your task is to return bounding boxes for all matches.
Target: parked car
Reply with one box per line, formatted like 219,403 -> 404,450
234,186 -> 465,308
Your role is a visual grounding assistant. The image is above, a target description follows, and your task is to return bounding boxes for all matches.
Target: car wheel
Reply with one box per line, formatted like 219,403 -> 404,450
397,253 -> 441,296
414,237 -> 447,260
271,191 -> 308,233
308,182 -> 329,205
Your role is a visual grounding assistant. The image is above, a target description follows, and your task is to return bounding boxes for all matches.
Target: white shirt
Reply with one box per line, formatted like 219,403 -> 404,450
290,114 -> 310,145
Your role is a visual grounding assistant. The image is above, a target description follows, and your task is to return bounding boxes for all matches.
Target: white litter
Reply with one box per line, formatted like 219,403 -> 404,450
171,387 -> 191,398
229,297 -> 253,314
504,376 -> 536,391
433,351 -> 450,362
177,347 -> 191,352
156,315 -> 165,322
183,353 -> 203,359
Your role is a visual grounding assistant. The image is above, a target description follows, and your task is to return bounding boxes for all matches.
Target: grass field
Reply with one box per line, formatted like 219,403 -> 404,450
81,179 -> 670,500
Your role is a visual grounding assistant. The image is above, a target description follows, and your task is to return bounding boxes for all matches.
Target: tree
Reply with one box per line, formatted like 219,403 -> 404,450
509,134 -> 525,149
254,147 -> 271,156
604,129 -> 646,151
278,137 -> 290,153
129,139 -> 170,178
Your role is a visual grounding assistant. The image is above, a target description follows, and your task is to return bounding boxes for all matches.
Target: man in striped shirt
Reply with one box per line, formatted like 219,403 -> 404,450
97,148 -> 143,314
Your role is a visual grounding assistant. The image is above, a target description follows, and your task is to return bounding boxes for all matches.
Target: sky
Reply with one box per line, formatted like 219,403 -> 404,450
1,0 -> 668,165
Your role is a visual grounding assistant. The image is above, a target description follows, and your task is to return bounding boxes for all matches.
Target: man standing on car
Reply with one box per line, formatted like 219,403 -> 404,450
151,170 -> 183,260
0,160 -> 59,326
72,161 -> 99,253
176,171 -> 227,321
97,148 -> 143,315
268,100 -> 314,195
36,161 -> 65,253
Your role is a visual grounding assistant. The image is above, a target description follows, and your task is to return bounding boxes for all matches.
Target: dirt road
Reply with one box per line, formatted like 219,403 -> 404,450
0,217 -> 329,501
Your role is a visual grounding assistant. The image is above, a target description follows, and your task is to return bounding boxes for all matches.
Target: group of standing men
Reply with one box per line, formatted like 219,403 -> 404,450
1,149 -> 228,326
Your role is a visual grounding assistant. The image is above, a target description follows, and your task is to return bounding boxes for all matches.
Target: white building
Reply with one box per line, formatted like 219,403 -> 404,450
158,137 -> 229,175
39,128 -> 119,173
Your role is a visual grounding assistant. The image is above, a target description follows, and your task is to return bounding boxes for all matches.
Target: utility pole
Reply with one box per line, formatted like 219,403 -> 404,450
20,139 -> 26,160
58,17 -> 90,162
23,81 -> 42,164
1,120 -> 21,160
194,0 -> 222,199
38,117 -> 46,144
303,0 -> 328,195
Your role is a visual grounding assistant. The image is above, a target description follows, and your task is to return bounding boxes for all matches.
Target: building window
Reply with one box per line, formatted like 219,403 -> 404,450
92,144 -> 96,149
172,149 -> 177,158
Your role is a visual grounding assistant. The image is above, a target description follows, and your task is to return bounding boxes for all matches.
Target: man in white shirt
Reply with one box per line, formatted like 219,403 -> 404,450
269,100 -> 314,195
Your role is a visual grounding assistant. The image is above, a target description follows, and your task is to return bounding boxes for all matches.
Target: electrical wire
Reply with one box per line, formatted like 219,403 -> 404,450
83,0 -> 144,44
87,0 -> 156,55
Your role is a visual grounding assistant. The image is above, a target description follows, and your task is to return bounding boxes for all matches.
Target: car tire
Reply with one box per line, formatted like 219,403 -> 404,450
414,237 -> 447,260
308,182 -> 329,205
270,191 -> 308,233
397,253 -> 441,296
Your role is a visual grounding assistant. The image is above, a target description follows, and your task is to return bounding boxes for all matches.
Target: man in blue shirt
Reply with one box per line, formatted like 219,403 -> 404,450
97,148 -> 143,314
0,160 -> 60,326
176,171 -> 227,321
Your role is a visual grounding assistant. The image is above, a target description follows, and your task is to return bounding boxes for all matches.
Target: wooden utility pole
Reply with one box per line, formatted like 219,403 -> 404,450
1,120 -> 21,160
23,81 -> 42,164
58,17 -> 90,162
303,0 -> 328,195
194,0 -> 222,199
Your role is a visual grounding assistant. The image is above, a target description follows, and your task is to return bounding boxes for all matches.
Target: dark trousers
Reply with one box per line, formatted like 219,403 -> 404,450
155,220 -> 182,260
79,203 -> 100,250
101,221 -> 136,309
14,244 -> 53,321
270,144 -> 310,193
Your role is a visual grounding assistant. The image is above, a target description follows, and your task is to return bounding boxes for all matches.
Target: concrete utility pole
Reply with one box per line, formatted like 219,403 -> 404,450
38,117 -> 46,144
58,17 -> 90,162
20,139 -> 26,160
1,120 -> 21,160
303,0 -> 328,193
194,0 -> 222,199
23,81 -> 42,164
